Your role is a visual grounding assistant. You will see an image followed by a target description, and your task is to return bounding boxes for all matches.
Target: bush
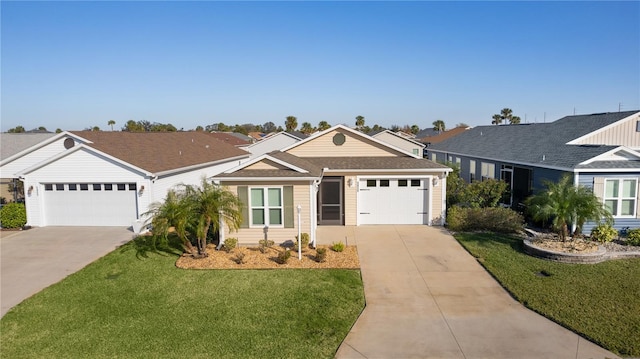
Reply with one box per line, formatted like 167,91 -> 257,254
590,224 -> 618,243
625,228 -> 640,246
331,241 -> 345,252
276,249 -> 291,264
0,203 -> 27,229
258,239 -> 274,253
234,252 -> 246,264
222,237 -> 238,252
447,206 -> 523,233
294,233 -> 310,251
315,247 -> 327,263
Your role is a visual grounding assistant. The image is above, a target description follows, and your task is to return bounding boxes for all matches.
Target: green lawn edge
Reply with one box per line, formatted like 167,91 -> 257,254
1,241 -> 365,359
454,232 -> 640,357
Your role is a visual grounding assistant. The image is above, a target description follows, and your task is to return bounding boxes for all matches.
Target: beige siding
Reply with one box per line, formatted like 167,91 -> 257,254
573,115 -> 640,148
287,129 -> 400,157
245,159 -> 289,170
374,132 -> 422,155
432,177 -> 444,225
221,181 -> 312,245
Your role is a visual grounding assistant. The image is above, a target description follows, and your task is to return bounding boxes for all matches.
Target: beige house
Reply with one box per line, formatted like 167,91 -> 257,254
213,125 -> 452,246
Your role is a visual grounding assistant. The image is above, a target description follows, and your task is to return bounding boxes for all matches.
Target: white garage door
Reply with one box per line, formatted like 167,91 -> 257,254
43,183 -> 138,226
358,178 -> 429,225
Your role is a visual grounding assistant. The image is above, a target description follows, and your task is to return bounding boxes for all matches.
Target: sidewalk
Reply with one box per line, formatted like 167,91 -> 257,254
327,225 -> 619,359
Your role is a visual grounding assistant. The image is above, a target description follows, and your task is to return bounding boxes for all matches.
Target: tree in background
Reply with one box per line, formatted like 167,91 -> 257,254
410,124 -> 420,135
7,126 -> 25,133
108,120 -> 116,131
432,120 -> 445,133
55,128 -> 62,133
317,121 -> 331,131
492,108 -> 521,125
285,116 -> 298,131
263,121 -> 277,133
92,126 -> 100,131
232,124 -> 248,135
455,122 -> 469,128
122,120 -> 145,132
300,122 -> 315,135
390,124 -> 400,132
371,124 -> 385,132
355,115 -> 365,131
195,126 -> 204,131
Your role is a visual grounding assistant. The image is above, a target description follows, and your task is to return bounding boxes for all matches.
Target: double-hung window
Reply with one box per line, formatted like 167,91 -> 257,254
604,179 -> 637,217
250,187 -> 283,226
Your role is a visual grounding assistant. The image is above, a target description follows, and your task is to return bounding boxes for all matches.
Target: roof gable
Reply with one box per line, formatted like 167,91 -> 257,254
281,124 -> 418,158
373,130 -> 426,147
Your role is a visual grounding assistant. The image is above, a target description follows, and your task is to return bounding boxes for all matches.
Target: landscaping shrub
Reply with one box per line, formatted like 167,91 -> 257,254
258,239 -> 274,253
276,249 -> 291,264
331,241 -> 345,252
447,205 -> 523,233
234,252 -> 246,264
626,228 -> 640,246
315,247 -> 327,263
294,233 -> 310,251
590,224 -> 618,243
0,202 -> 27,229
222,237 -> 238,252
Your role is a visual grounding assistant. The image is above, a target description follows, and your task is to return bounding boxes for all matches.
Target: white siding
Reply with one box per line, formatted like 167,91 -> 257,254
1,136 -> 74,178
373,132 -> 423,156
244,134 -> 300,160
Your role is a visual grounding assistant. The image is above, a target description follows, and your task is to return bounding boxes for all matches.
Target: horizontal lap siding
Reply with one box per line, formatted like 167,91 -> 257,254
432,178 -> 443,225
1,137 -> 77,177
222,181 -> 312,245
573,115 -> 640,148
288,130 -> 398,157
374,132 -> 420,154
579,172 -> 640,232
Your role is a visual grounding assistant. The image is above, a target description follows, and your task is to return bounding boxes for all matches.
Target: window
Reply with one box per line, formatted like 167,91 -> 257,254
411,179 -> 421,187
455,157 -> 461,166
68,184 -> 77,191
412,148 -> 420,156
117,184 -> 126,191
129,183 -> 137,191
431,153 -> 436,161
250,188 -> 283,226
398,179 -> 408,187
469,160 -> 476,182
45,184 -> 53,191
366,180 -> 377,187
80,184 -> 88,191
56,184 -> 64,191
481,162 -> 495,180
604,179 -> 637,217
380,179 -> 390,187
104,184 -> 113,191
93,184 -> 102,191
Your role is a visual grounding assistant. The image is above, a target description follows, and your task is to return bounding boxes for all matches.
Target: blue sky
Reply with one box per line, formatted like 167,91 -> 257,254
2,1 -> 638,132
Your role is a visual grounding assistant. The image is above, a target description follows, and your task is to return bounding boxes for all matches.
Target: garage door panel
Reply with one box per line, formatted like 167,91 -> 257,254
358,178 -> 429,225
43,183 -> 138,226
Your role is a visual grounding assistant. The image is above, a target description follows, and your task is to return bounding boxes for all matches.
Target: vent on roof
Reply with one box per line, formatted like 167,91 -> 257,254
63,138 -> 74,149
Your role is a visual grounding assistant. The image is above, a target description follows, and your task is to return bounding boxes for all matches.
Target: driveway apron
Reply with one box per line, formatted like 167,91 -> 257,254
1,227 -> 133,317
334,225 -> 619,359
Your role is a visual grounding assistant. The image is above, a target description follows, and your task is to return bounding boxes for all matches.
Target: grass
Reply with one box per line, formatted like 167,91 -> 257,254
455,232 -> 640,357
0,236 -> 365,359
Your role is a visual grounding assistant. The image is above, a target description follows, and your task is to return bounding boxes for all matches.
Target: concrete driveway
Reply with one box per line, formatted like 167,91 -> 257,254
1,226 -> 133,317
321,225 -> 619,359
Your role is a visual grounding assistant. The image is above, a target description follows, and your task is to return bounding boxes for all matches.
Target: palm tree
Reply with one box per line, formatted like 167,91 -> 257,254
491,114 -> 502,125
145,178 -> 242,258
525,175 -> 612,241
317,121 -> 331,131
509,116 -> 521,124
432,120 -> 445,132
355,115 -> 365,131
285,116 -> 298,131
300,122 -> 315,135
108,120 -> 116,131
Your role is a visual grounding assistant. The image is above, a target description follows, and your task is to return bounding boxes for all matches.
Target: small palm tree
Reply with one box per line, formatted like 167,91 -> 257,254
525,175 -> 612,241
300,122 -> 315,134
355,115 -> 365,130
108,120 -> 116,131
285,116 -> 298,131
491,114 -> 502,125
145,178 -> 242,258
432,120 -> 445,132
317,121 -> 331,131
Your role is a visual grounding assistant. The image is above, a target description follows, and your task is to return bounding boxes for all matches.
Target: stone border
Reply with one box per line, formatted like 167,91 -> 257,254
523,239 -> 609,264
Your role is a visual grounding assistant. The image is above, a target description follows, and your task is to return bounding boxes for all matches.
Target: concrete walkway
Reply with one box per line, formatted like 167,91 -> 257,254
322,225 -> 619,359
1,227 -> 133,317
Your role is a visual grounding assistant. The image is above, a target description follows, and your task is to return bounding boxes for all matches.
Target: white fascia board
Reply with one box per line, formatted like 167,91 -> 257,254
214,176 -> 320,182
18,144 -> 153,177
154,154 -> 250,177
567,112 -> 640,145
426,149 -> 576,172
578,146 -> 640,165
222,153 -> 307,174
323,168 -> 452,174
574,168 -> 640,173
0,131 -> 86,166
279,124 -> 421,158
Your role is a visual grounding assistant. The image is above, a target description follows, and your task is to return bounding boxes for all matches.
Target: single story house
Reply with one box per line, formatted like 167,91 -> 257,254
427,110 -> 640,232
370,129 -> 426,157
212,124 -> 452,246
240,131 -> 305,160
2,131 -> 249,228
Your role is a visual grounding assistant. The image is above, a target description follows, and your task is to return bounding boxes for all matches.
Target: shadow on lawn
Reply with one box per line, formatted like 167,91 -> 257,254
457,232 -> 524,253
120,233 -> 184,259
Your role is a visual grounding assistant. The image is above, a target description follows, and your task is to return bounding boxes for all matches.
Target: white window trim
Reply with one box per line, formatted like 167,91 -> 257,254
604,178 -> 637,218
249,186 -> 284,228
481,162 -> 495,180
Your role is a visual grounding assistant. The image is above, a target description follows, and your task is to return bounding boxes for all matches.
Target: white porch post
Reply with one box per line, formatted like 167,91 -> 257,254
216,210 -> 225,250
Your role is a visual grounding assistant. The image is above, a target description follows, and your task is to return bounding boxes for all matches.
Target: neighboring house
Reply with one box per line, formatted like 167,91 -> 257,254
241,132 -> 304,160
421,126 -> 471,146
208,132 -> 252,147
212,124 -> 452,246
415,128 -> 439,142
371,130 -> 426,157
2,131 -> 249,228
427,111 -> 640,232
0,133 -> 57,202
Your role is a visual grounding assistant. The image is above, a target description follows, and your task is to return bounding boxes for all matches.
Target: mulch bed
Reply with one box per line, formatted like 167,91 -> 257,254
176,244 -> 360,269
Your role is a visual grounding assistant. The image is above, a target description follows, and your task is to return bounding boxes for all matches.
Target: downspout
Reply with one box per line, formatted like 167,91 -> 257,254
572,172 -> 579,235
310,169 -> 326,248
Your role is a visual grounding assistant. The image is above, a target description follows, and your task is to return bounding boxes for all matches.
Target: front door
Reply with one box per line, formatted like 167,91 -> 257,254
318,177 -> 343,225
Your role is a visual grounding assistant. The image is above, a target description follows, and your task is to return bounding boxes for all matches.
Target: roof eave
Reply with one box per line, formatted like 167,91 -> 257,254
154,154 -> 250,177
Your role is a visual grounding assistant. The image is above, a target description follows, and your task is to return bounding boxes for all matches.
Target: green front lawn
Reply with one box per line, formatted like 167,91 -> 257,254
455,232 -> 640,357
1,240 -> 365,358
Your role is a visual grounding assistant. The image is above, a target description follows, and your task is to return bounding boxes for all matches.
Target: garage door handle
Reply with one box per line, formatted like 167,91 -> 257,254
418,212 -> 428,214
359,212 -> 370,215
